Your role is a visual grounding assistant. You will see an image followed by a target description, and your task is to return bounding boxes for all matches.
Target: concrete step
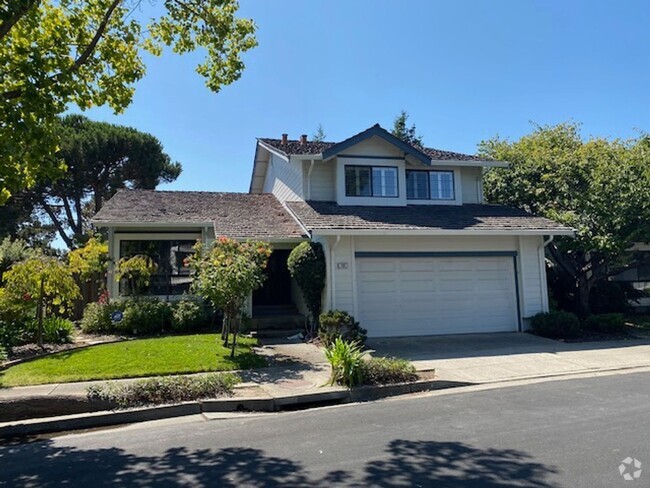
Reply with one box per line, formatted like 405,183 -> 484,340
252,328 -> 303,339
253,314 -> 305,330
253,305 -> 299,316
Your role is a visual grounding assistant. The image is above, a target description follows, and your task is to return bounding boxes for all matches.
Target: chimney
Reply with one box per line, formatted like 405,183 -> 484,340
281,133 -> 288,145
300,134 -> 308,145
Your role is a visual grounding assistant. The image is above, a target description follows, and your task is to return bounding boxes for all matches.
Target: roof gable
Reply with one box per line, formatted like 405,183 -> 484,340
321,124 -> 431,165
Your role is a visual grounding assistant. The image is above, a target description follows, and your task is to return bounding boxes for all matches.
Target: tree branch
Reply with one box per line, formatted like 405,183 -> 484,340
0,0 -> 40,41
38,197 -> 74,249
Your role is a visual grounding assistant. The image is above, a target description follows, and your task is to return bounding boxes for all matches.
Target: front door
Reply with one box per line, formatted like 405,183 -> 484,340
253,250 -> 292,306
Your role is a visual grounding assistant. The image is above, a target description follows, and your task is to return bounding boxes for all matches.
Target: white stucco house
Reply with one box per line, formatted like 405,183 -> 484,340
92,124 -> 574,338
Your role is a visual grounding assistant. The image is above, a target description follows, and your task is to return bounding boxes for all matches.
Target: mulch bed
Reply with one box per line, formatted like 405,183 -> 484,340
5,334 -> 125,363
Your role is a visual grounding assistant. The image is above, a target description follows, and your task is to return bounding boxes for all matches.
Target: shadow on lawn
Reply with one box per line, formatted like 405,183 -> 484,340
0,438 -> 559,487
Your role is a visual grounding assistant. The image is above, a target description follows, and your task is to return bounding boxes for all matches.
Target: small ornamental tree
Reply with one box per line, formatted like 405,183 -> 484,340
3,254 -> 80,347
115,255 -> 157,296
287,242 -> 326,332
68,236 -> 109,284
189,237 -> 271,357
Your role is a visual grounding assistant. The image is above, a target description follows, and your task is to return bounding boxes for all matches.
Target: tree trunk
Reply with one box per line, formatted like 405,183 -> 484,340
230,313 -> 240,358
37,277 -> 45,348
222,313 -> 230,347
576,274 -> 593,319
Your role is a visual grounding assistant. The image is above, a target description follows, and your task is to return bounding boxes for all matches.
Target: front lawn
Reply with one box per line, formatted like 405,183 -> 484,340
0,334 -> 266,387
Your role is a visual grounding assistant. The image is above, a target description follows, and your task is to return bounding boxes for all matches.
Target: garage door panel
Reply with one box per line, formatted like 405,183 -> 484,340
357,256 -> 518,337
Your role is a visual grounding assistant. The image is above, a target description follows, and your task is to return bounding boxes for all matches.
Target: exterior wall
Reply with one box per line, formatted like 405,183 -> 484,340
335,157 -> 407,207
460,167 -> 483,204
320,234 -> 549,331
304,160 -> 336,201
262,153 -> 304,202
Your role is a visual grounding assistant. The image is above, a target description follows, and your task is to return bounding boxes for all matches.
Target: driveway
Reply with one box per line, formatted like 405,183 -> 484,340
367,332 -> 650,384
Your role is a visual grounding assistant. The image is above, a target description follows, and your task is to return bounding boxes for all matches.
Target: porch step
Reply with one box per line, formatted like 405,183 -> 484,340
252,328 -> 304,339
252,314 -> 306,331
253,305 -> 299,316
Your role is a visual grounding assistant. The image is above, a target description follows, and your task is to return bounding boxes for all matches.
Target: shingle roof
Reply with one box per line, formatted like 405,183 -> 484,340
93,190 -> 306,239
285,201 -> 573,234
259,126 -> 486,162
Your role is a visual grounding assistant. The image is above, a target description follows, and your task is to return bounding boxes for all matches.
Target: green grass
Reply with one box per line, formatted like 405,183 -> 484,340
624,314 -> 650,330
0,334 -> 266,387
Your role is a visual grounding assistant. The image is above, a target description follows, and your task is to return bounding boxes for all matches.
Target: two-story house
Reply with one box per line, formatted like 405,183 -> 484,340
93,124 -> 573,337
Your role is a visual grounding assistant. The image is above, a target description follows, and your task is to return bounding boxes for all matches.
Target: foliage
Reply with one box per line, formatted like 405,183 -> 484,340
530,311 -> 581,339
0,344 -> 6,363
3,253 -> 80,346
117,299 -> 172,336
312,124 -> 327,142
0,237 -> 31,284
87,372 -> 240,409
589,281 -> 643,314
584,313 -> 626,334
0,287 -> 32,350
0,192 -> 55,248
31,116 -> 182,248
68,236 -> 109,281
360,357 -> 418,386
480,123 -> 650,316
287,242 -> 326,327
115,255 -> 157,296
0,0 -> 257,203
171,299 -> 205,332
324,338 -> 365,387
79,301 -> 122,334
319,310 -> 367,346
391,110 -> 423,147
0,334 -> 265,386
24,317 -> 75,345
190,237 -> 271,356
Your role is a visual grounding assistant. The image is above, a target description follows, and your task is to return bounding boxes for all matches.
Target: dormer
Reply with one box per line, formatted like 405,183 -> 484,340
250,124 -> 508,207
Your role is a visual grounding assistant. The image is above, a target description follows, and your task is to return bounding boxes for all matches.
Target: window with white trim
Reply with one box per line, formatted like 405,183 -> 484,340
406,170 -> 455,200
345,165 -> 398,197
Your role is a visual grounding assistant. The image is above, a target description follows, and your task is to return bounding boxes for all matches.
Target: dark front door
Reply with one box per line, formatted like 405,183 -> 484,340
253,250 -> 292,306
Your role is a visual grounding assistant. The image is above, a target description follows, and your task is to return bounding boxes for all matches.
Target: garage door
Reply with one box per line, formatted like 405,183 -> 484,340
356,255 -> 519,337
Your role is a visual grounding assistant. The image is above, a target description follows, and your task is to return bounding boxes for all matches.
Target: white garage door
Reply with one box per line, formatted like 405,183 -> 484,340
356,255 -> 519,337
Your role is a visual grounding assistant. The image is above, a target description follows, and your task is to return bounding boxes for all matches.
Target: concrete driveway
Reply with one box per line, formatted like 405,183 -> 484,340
367,333 -> 650,384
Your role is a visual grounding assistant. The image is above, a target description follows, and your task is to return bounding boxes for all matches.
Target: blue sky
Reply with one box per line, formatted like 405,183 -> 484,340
80,0 -> 650,193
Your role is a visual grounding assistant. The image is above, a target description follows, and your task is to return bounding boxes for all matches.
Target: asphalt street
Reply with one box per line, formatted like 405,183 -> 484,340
1,371 -> 648,487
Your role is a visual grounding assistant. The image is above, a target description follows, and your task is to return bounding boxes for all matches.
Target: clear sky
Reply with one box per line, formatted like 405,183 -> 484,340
79,0 -> 650,193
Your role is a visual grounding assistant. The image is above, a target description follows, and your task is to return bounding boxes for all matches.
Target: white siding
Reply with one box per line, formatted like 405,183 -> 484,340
305,160 -> 335,201
262,153 -> 303,202
461,167 -> 483,204
517,235 -> 547,320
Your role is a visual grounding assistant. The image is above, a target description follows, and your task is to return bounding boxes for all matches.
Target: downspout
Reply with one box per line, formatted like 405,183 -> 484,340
330,235 -> 341,309
538,235 -> 554,311
306,159 -> 315,200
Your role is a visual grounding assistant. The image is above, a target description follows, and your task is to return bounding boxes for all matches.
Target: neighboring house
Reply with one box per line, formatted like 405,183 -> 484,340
92,124 -> 573,337
611,242 -> 650,312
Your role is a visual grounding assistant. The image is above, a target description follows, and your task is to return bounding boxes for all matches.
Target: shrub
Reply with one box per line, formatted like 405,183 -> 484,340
287,242 -> 326,327
360,357 -> 418,386
24,317 -> 75,344
171,299 -> 205,332
80,301 -> 122,334
118,299 -> 172,335
0,287 -> 32,350
530,311 -> 581,339
324,338 -> 365,387
584,313 -> 626,334
87,373 -> 240,409
0,344 -> 6,362
319,310 -> 367,346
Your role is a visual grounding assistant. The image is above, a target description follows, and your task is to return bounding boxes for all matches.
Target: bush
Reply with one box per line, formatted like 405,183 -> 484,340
87,373 -> 240,409
584,313 -> 626,334
360,357 -> 418,386
0,344 -> 6,362
530,311 -> 581,339
80,301 -> 122,334
319,310 -> 367,346
118,299 -> 172,335
287,242 -> 326,326
24,317 -> 75,344
171,299 -> 205,332
324,337 -> 365,387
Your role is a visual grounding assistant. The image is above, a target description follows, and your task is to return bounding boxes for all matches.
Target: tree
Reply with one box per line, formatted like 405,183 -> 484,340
391,110 -> 423,147
29,115 -> 181,248
480,122 -> 650,316
0,237 -> 32,285
0,0 -> 257,204
3,254 -> 80,347
189,237 -> 271,357
287,242 -> 326,334
312,124 -> 327,142
115,255 -> 158,296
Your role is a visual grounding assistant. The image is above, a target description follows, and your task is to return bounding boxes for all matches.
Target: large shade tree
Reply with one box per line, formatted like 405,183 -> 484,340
480,123 -> 650,316
28,115 -> 181,249
0,0 -> 257,204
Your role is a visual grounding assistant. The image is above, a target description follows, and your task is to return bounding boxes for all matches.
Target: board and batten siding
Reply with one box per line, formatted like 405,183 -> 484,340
460,167 -> 483,204
322,234 -> 549,332
262,153 -> 304,203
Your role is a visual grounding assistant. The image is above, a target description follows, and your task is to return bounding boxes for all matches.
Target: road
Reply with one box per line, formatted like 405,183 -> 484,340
1,372 -> 649,487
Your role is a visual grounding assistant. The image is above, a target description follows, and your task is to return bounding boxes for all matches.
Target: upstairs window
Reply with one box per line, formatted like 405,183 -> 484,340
345,165 -> 398,197
406,170 -> 455,200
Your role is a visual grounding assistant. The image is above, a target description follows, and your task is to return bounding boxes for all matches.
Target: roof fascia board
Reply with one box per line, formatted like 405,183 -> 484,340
92,221 -> 214,228
311,228 -> 575,237
257,140 -> 290,161
429,160 -> 510,168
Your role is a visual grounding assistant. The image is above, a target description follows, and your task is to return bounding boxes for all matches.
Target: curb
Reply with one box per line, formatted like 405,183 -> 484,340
0,378 -> 449,439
